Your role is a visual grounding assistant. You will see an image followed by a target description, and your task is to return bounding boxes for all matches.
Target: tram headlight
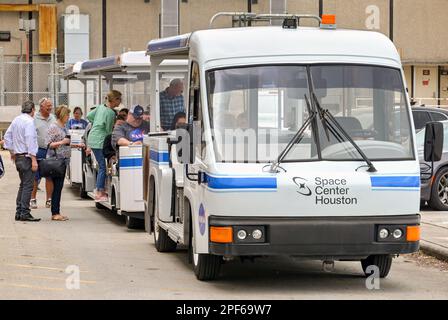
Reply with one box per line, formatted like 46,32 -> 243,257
379,228 -> 389,239
252,229 -> 263,240
393,229 -> 403,239
237,230 -> 247,240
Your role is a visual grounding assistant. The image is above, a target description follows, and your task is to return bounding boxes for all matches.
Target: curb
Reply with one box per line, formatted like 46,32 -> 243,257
420,240 -> 448,262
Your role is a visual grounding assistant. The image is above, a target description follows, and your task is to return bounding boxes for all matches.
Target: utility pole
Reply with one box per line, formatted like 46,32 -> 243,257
389,0 -> 394,41
19,13 -> 36,103
103,0 -> 107,57
248,0 -> 252,26
0,47 -> 4,106
28,0 -> 33,101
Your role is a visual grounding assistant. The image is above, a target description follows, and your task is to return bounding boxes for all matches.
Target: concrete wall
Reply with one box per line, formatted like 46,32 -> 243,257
180,0 -> 247,32
0,0 -> 447,62
56,0 -> 102,60
1,0 -> 448,109
106,0 -> 159,55
324,0 -> 390,36
395,0 -> 448,64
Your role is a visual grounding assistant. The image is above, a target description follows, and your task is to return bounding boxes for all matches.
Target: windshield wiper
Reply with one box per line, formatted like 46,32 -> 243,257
269,94 -> 316,173
311,92 -> 377,173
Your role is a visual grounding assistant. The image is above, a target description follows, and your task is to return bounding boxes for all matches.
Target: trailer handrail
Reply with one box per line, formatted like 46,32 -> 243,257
209,12 -> 322,28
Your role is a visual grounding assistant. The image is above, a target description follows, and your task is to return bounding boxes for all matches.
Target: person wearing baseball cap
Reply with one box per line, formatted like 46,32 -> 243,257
111,105 -> 149,150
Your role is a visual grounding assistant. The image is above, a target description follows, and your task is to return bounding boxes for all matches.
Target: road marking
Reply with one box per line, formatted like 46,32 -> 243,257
420,239 -> 448,250
16,255 -> 62,261
4,264 -> 89,273
0,282 -> 65,292
422,221 -> 448,231
18,274 -> 96,284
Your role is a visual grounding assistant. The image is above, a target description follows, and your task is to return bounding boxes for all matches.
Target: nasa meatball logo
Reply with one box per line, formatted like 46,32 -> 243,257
198,204 -> 206,236
292,177 -> 312,196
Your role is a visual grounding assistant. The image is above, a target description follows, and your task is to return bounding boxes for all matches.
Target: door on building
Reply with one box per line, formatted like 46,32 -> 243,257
415,67 -> 438,106
440,67 -> 448,107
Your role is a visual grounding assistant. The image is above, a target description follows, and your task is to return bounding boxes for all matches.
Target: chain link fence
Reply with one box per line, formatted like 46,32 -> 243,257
1,47 -> 151,116
0,48 -> 65,108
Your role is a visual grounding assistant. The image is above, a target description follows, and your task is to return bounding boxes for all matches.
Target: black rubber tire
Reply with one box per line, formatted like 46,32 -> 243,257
193,253 -> 222,281
80,188 -> 89,199
95,202 -> 103,209
153,192 -> 177,252
126,216 -> 144,229
190,216 -> 221,281
429,167 -> 448,211
144,178 -> 155,234
361,255 -> 393,278
154,226 -> 177,252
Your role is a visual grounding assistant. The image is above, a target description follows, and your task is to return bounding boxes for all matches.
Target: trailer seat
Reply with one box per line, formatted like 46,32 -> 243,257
334,116 -> 363,133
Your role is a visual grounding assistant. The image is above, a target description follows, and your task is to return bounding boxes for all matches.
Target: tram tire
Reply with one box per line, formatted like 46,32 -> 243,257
361,254 -> 393,278
190,219 -> 221,281
429,167 -> 448,211
126,216 -> 143,229
154,225 -> 177,252
153,193 -> 177,252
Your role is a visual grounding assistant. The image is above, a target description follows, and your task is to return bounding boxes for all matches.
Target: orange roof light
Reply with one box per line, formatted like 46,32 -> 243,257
210,226 -> 233,243
320,14 -> 336,29
406,225 -> 420,242
322,14 -> 336,25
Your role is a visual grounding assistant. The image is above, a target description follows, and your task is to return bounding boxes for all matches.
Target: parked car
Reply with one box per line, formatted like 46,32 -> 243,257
412,106 -> 448,131
417,120 -> 448,210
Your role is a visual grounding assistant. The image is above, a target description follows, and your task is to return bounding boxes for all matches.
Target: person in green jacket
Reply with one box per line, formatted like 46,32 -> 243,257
87,90 -> 121,202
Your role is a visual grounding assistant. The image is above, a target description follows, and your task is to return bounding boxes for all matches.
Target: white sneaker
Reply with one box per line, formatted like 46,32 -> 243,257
30,199 -> 37,209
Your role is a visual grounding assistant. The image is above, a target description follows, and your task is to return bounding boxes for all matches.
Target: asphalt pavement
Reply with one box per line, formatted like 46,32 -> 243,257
1,151 -> 448,300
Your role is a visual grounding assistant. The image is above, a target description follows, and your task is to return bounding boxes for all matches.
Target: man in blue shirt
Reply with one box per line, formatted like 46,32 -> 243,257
112,105 -> 150,150
159,79 -> 185,131
4,101 -> 41,222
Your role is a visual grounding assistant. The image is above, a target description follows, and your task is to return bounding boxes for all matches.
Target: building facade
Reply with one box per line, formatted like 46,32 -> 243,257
0,0 -> 447,105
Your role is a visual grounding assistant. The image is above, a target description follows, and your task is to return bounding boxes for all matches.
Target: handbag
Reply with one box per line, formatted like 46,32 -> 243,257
39,144 -> 67,178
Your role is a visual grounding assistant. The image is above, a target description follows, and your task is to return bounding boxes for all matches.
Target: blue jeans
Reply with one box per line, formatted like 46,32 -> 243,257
51,167 -> 66,215
15,156 -> 34,217
92,148 -> 106,191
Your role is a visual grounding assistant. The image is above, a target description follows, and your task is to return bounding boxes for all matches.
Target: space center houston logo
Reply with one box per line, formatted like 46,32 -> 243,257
293,177 -> 358,205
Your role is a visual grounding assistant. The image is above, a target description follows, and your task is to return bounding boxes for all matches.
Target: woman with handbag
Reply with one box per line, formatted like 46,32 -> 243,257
45,105 -> 71,221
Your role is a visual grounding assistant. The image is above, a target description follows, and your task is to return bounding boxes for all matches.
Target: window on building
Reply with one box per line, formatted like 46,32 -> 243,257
270,0 -> 287,26
161,0 -> 179,38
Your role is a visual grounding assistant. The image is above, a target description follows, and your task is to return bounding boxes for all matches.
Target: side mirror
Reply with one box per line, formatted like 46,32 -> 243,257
424,121 -> 444,162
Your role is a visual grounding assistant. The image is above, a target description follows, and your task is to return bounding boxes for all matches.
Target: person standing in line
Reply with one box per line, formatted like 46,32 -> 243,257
31,97 -> 56,209
66,107 -> 88,130
87,90 -> 120,202
46,106 -> 72,221
3,101 -> 41,222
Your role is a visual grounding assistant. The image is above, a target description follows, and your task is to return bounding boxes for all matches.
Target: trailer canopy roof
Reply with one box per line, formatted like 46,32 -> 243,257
80,51 -> 151,76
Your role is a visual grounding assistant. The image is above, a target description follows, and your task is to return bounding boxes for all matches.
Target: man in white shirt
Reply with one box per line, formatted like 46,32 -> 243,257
4,101 -> 41,222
